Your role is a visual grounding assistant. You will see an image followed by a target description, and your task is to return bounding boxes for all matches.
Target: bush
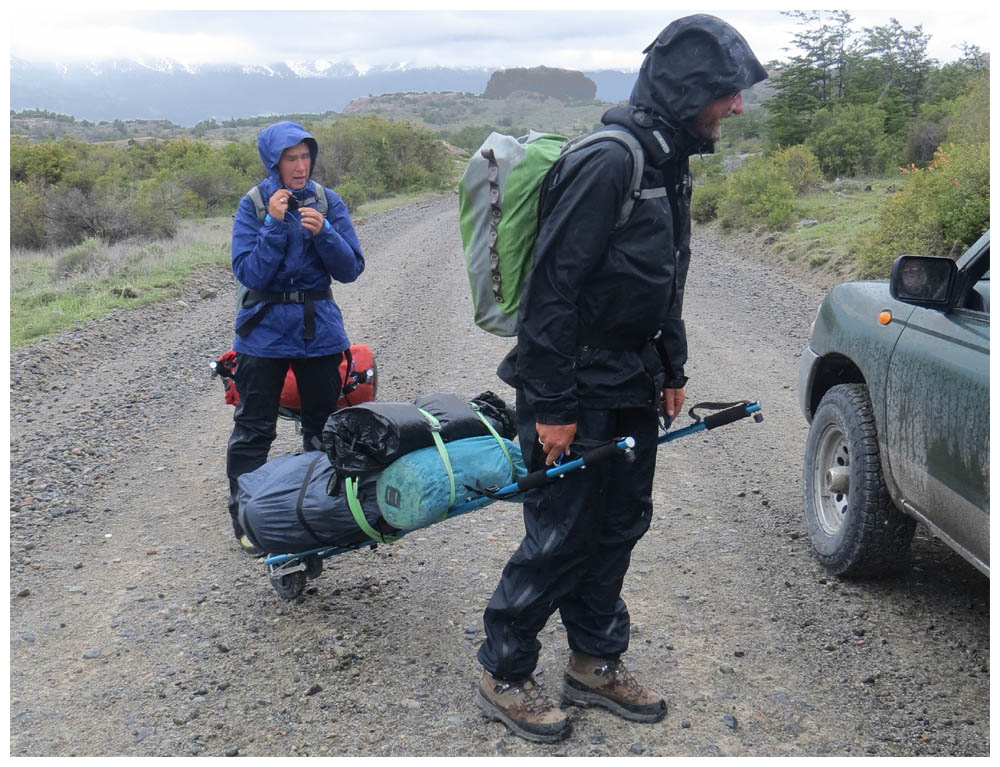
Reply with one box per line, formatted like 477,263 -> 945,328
334,178 -> 367,212
853,142 -> 989,277
691,180 -> 725,223
770,145 -> 822,195
55,237 -> 108,278
311,116 -> 451,200
718,157 -> 796,231
45,180 -> 180,247
10,181 -> 48,249
806,104 -> 893,178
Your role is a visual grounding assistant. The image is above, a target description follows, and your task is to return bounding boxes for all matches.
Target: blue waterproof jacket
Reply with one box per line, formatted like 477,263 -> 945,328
231,121 -> 364,357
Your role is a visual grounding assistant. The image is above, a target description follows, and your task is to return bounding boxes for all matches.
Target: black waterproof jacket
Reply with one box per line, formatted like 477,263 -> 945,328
498,14 -> 767,425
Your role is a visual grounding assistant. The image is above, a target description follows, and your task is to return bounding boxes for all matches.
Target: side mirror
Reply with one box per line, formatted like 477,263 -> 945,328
890,255 -> 957,308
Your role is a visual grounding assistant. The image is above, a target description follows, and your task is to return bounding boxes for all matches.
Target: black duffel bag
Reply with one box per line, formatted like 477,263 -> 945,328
237,451 -> 393,555
321,391 -> 515,477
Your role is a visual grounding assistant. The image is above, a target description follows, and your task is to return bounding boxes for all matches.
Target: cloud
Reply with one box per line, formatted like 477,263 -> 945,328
8,8 -> 991,69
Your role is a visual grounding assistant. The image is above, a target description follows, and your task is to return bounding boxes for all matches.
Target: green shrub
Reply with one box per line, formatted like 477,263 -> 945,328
311,116 -> 451,201
806,104 -> 893,178
45,180 -> 180,247
334,178 -> 367,212
770,145 -> 822,195
690,154 -> 726,184
718,157 -> 796,231
10,181 -> 48,249
691,180 -> 725,223
853,142 -> 990,277
55,237 -> 108,278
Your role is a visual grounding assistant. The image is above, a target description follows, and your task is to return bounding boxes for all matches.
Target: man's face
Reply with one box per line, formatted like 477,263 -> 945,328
278,141 -> 312,189
692,92 -> 743,143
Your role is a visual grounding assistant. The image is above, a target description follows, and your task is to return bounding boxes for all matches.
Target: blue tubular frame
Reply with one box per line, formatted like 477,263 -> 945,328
263,401 -> 761,567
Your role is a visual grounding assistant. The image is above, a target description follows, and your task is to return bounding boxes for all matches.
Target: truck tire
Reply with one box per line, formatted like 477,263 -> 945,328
803,383 -> 915,577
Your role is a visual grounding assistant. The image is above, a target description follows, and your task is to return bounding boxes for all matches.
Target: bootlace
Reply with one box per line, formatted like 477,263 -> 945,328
596,660 -> 644,696
496,676 -> 551,714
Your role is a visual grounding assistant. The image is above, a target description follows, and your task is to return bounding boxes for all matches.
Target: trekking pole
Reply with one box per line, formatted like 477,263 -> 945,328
659,400 -> 762,445
445,436 -> 637,519
449,400 -> 763,518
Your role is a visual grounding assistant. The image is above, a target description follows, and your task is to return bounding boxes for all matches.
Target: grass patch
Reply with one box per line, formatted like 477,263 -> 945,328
767,177 -> 894,278
10,217 -> 232,346
353,189 -> 448,219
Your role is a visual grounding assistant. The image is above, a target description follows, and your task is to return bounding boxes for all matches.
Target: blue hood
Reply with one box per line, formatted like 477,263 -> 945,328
257,121 -> 319,190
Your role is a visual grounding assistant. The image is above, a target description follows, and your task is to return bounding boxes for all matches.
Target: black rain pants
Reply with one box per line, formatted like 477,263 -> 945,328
477,389 -> 658,680
226,352 -> 343,535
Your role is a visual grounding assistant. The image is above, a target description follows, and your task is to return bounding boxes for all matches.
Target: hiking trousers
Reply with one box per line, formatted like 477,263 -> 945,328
226,352 -> 343,534
478,392 -> 658,681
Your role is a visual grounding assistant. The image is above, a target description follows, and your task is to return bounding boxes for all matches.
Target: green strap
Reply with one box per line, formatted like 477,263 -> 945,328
345,476 -> 398,543
470,404 -> 515,476
417,409 -> 455,515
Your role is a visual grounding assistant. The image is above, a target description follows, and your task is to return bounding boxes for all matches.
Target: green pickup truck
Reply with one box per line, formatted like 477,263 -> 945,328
798,231 -> 990,578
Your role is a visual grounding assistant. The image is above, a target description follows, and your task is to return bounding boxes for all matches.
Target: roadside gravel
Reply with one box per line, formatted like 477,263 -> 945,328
8,194 -> 989,757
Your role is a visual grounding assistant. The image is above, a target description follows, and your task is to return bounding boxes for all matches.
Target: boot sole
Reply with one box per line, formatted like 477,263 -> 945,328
474,687 -> 572,744
561,680 -> 667,723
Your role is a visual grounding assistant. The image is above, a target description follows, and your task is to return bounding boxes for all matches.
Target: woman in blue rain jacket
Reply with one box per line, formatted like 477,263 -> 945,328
226,120 -> 365,553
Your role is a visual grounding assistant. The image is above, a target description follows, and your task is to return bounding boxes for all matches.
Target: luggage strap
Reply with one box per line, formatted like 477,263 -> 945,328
470,403 -> 515,476
414,405 -> 515,518
417,409 -> 456,519
296,453 -> 334,546
345,476 -> 400,544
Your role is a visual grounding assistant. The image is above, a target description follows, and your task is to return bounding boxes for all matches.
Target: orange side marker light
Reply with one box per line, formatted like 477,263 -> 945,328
878,310 -> 892,325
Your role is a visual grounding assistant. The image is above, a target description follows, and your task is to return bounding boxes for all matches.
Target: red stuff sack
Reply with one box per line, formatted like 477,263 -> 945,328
214,344 -> 377,414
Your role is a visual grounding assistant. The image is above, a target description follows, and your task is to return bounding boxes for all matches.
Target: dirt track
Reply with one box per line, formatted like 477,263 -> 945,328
8,194 -> 989,756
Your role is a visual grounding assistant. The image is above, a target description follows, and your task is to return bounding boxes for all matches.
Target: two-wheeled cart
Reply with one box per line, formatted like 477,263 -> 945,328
261,400 -> 763,600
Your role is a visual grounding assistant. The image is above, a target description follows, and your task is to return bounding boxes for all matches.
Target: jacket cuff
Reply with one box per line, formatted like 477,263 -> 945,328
531,407 -> 578,426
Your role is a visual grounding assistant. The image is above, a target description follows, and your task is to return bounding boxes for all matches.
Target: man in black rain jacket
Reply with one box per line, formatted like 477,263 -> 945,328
475,15 -> 767,743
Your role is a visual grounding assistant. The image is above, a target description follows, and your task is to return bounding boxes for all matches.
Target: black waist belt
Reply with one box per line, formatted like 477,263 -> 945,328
236,288 -> 333,341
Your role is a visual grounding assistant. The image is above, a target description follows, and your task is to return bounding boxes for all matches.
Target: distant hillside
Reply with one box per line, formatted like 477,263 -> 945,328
484,66 -> 596,101
342,91 -> 611,137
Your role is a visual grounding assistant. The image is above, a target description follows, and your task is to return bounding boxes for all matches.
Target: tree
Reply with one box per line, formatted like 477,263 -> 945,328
765,10 -> 856,148
856,19 -> 932,112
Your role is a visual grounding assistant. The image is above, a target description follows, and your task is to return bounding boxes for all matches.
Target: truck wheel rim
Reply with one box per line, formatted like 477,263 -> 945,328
814,423 -> 850,535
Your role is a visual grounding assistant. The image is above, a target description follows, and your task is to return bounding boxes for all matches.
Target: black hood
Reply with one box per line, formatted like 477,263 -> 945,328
630,14 -> 768,125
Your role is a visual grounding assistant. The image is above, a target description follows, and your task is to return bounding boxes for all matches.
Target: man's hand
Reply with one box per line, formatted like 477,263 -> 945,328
298,207 -> 325,235
268,189 -> 291,220
660,387 -> 686,420
536,422 -> 576,466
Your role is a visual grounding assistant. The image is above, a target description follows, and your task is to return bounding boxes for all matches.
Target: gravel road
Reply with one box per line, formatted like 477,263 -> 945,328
8,193 -> 989,757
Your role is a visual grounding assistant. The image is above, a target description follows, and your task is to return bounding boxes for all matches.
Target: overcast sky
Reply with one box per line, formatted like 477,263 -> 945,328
7,3 -> 994,72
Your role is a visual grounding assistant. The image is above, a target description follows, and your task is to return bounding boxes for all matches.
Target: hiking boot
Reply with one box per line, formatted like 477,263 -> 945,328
562,652 -> 667,722
237,534 -> 263,557
476,670 -> 572,743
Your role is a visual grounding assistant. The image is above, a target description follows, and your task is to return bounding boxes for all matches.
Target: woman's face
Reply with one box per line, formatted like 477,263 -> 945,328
278,142 -> 311,189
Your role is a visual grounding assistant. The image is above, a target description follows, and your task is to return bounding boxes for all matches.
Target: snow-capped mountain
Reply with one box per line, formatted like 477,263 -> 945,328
10,56 -> 637,125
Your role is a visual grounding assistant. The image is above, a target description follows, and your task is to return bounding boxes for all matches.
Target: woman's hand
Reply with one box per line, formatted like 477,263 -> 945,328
268,189 -> 292,220
298,207 -> 325,234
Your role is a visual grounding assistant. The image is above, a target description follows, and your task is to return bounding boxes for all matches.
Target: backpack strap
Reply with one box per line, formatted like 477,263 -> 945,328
247,184 -> 268,223
246,181 -> 329,223
310,180 -> 329,216
561,127 -> 667,228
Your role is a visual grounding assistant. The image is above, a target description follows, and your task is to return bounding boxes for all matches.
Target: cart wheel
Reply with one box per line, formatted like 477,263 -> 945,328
304,555 -> 323,580
271,571 -> 306,600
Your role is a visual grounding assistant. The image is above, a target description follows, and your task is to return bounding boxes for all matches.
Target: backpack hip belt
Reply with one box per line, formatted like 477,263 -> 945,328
236,288 -> 333,341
